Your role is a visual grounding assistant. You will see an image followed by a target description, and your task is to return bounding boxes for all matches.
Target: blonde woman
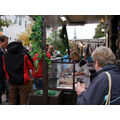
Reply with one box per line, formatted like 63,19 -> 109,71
62,52 -> 91,87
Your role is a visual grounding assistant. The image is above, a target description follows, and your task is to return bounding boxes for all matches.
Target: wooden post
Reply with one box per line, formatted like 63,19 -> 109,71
111,16 -> 119,55
42,15 -> 48,105
73,62 -> 75,90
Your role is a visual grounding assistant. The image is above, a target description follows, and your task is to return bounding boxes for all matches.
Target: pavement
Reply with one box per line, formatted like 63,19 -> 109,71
1,94 -> 9,105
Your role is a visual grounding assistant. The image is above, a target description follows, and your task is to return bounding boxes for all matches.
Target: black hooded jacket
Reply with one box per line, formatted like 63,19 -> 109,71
3,42 -> 34,85
0,48 -> 5,86
77,65 -> 120,105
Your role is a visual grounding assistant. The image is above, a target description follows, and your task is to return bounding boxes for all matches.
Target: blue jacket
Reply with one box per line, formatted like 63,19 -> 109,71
77,65 -> 120,105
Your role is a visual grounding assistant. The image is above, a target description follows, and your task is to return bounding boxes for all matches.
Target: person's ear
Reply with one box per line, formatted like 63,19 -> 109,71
95,61 -> 99,67
96,61 -> 101,70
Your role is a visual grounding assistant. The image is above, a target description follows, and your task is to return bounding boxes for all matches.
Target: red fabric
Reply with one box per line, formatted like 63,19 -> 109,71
47,51 -> 51,58
32,52 -> 51,78
2,56 -> 9,82
24,55 -> 34,84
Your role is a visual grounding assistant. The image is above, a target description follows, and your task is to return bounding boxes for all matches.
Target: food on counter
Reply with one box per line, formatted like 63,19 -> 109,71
57,76 -> 73,87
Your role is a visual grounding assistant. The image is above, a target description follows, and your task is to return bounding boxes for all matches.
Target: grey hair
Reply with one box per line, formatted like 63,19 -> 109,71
91,46 -> 116,67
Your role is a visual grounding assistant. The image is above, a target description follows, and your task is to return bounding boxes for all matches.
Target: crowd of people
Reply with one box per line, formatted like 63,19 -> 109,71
0,35 -> 34,105
0,35 -> 9,104
75,47 -> 120,105
0,35 -> 53,105
0,35 -> 120,105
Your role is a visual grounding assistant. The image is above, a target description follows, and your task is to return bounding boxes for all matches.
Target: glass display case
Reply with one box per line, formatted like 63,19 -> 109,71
48,58 -> 76,90
29,58 -> 77,105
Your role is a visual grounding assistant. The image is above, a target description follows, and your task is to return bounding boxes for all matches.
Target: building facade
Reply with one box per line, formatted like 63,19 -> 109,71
2,15 -> 33,43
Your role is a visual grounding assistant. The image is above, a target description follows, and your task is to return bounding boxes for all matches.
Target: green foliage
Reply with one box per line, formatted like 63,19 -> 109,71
47,26 -> 72,55
30,16 -> 42,58
16,23 -> 33,46
30,15 -> 51,72
60,26 -> 69,54
93,22 -> 107,39
0,16 -> 12,31
47,28 -> 65,55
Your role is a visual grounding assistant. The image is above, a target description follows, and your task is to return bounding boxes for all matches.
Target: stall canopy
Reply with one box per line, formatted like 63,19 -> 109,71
44,15 -> 113,27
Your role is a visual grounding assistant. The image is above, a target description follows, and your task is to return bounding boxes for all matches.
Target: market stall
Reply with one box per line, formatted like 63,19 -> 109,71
28,15 -> 114,105
29,57 -> 77,105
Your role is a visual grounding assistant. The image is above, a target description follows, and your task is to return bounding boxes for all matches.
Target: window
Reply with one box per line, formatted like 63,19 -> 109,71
14,16 -> 17,24
19,16 -> 22,26
25,20 -> 27,28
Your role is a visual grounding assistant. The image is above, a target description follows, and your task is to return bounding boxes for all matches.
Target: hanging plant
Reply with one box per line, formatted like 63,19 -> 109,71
30,15 -> 51,72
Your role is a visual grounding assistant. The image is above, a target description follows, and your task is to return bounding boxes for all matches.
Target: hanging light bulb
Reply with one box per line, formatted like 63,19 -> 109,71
101,18 -> 104,23
60,16 -> 67,22
100,18 -> 105,32
101,24 -> 105,32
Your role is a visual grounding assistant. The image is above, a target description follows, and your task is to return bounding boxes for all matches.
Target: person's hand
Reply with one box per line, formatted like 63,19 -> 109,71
81,83 -> 87,88
75,72 -> 78,76
75,72 -> 85,76
75,82 -> 86,96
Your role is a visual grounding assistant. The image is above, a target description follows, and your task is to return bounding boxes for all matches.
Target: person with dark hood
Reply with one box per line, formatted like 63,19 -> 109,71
2,41 -> 34,105
75,46 -> 120,105
0,35 -> 9,104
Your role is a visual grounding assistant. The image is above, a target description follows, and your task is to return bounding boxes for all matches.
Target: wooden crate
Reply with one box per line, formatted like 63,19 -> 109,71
28,90 -> 62,105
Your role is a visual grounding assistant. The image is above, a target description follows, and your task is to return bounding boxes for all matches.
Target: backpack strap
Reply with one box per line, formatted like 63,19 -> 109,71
104,72 -> 112,105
